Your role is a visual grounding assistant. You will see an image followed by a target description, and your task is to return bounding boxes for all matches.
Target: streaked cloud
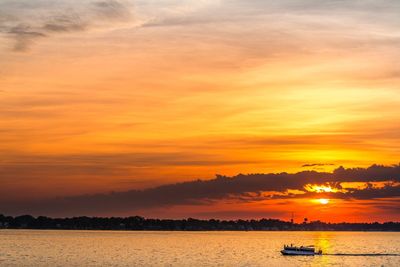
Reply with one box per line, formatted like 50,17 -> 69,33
0,0 -> 222,51
0,0 -> 135,51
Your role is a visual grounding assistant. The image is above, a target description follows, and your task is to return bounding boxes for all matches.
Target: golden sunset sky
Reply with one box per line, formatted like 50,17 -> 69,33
0,0 -> 399,222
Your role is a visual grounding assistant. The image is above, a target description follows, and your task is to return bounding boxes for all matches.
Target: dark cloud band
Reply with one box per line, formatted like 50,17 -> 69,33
1,164 -> 399,216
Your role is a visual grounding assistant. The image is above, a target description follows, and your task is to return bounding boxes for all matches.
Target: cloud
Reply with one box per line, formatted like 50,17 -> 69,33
7,24 -> 46,52
42,14 -> 87,33
93,0 -> 133,20
2,164 -> 399,216
0,0 -> 134,51
194,209 -> 286,219
0,152 -> 257,200
344,183 -> 400,200
2,0 -> 399,54
0,0 -> 223,51
302,163 -> 335,167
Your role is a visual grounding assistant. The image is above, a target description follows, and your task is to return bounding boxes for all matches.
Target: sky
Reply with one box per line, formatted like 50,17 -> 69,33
0,0 -> 399,222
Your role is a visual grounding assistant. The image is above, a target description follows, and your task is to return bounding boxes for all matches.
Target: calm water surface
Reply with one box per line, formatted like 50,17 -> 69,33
0,230 -> 399,266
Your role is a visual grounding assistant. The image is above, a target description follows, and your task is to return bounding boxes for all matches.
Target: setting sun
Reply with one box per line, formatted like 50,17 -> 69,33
318,199 -> 330,205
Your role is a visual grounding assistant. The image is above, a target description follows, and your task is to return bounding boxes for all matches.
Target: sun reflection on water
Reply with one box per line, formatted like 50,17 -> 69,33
314,232 -> 334,265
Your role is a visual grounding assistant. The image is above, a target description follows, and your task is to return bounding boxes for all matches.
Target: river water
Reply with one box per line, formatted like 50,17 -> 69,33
0,230 -> 399,266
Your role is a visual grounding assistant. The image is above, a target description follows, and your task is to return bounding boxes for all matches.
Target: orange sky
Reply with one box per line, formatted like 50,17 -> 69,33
0,0 -> 399,222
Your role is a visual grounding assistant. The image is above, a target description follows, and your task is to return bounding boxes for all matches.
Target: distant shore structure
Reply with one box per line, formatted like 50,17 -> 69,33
0,214 -> 399,231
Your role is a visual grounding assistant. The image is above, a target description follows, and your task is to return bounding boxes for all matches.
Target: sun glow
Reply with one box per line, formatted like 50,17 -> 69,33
318,198 -> 330,205
304,184 -> 340,193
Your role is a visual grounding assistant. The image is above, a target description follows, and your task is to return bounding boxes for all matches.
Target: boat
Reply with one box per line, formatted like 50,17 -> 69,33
281,244 -> 322,256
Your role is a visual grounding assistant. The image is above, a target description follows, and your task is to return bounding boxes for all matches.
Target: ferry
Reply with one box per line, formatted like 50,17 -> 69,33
281,244 -> 322,256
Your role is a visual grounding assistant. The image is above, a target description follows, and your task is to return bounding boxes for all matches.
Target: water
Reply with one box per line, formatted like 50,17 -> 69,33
0,230 -> 399,266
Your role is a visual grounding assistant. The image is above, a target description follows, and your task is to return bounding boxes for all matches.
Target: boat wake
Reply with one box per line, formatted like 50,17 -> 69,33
324,253 -> 400,257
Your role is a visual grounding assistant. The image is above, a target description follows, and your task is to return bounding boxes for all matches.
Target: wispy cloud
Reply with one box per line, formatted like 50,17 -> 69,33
93,0 -> 134,20
42,14 -> 87,33
7,24 -> 47,52
0,0 -> 135,51
0,0 -> 223,51
302,163 -> 335,167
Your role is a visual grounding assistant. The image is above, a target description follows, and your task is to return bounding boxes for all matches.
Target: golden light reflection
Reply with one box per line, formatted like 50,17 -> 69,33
315,232 -> 334,265
304,184 -> 340,193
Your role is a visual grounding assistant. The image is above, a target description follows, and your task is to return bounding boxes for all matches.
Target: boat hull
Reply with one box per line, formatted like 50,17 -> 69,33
281,249 -> 318,256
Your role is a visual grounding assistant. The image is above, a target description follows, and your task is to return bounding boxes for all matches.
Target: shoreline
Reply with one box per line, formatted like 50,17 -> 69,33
2,214 -> 399,232
1,228 -> 400,232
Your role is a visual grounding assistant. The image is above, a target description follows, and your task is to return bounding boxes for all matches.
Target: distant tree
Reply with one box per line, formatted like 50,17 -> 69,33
0,214 -> 399,231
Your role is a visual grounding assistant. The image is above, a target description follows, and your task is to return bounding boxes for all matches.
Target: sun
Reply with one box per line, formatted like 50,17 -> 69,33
318,198 -> 330,205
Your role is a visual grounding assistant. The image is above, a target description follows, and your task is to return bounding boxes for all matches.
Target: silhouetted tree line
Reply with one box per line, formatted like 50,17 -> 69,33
0,214 -> 399,231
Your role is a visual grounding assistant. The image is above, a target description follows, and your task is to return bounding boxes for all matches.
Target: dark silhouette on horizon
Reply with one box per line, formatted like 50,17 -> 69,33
1,214 -> 399,231
2,164 -> 399,217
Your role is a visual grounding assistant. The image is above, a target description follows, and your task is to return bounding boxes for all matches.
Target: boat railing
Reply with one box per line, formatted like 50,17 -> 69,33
283,245 -> 315,251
